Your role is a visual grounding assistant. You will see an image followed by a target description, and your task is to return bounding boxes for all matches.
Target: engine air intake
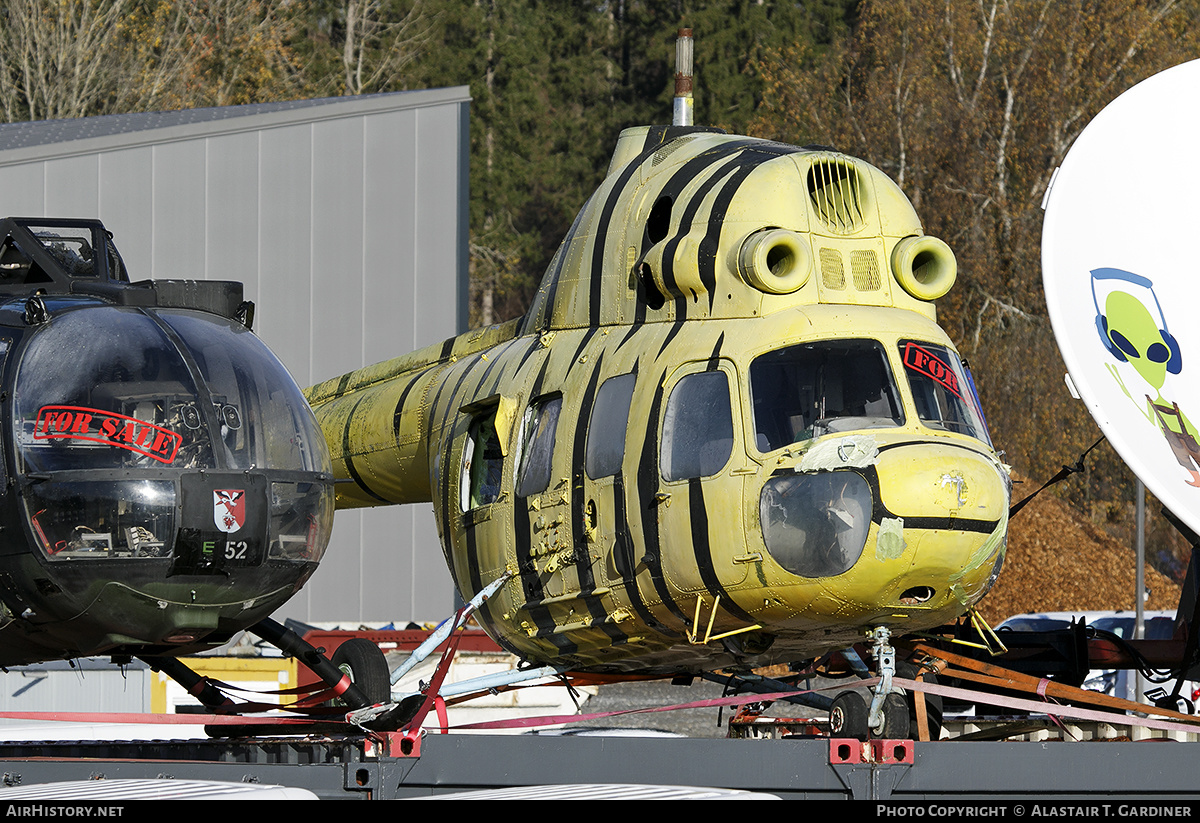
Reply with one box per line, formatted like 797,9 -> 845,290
808,157 -> 866,234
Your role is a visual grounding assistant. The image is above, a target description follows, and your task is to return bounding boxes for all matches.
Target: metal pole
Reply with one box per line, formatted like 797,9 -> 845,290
1136,477 -> 1146,703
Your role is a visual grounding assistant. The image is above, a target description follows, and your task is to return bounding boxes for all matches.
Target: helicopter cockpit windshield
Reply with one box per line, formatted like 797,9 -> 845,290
11,305 -> 331,565
749,338 -> 992,450
750,339 -> 904,452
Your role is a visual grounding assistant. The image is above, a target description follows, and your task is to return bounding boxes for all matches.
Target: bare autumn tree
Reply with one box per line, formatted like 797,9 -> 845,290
117,2 -> 209,112
0,0 -> 308,122
339,0 -> 430,96
169,0 -> 307,107
0,0 -> 134,120
752,0 -> 1200,570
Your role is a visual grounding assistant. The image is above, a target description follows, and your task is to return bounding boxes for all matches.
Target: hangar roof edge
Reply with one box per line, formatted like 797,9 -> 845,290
0,86 -> 471,163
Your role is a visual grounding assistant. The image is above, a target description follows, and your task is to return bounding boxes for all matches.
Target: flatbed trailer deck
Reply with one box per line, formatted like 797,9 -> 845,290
1,732 -> 1199,800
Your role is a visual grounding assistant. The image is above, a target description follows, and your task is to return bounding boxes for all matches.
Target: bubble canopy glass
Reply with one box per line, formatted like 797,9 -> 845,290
12,303 -> 332,565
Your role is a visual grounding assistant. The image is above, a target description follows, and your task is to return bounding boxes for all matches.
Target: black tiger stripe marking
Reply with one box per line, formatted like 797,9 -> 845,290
615,320 -> 645,352
859,447 -> 1006,533
463,507 -> 487,595
652,141 -> 768,303
635,374 -> 690,628
652,158 -> 782,357
446,351 -> 533,642
683,333 -> 757,625
509,351 -> 577,653
602,356 -> 676,636
609,359 -> 640,576
341,392 -> 390,504
585,138 -> 766,331
876,438 -> 1001,464
587,159 -> 649,329
566,349 -> 631,647
472,340 -> 509,395
430,357 -> 487,578
706,145 -> 802,309
513,334 -> 543,374
567,327 -> 598,370
390,372 -> 419,441
480,342 -> 524,397
654,146 -> 799,359
707,332 -> 725,369
900,516 -> 1001,534
766,465 -> 1003,537
521,200 -> 590,336
685,477 -> 758,627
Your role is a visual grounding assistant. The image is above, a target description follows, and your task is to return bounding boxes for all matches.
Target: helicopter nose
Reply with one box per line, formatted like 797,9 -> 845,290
757,438 -> 1008,624
875,441 -> 1009,524
871,440 -> 1009,609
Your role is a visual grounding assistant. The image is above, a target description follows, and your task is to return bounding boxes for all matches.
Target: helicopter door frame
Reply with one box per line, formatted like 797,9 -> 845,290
654,358 -> 750,593
450,395 -> 518,599
579,371 -> 638,587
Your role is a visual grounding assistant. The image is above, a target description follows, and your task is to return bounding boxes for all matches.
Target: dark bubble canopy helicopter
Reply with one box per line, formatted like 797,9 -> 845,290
0,217 -> 338,673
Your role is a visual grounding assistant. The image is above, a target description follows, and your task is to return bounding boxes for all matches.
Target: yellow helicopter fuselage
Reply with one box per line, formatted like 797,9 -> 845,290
306,127 -> 1010,673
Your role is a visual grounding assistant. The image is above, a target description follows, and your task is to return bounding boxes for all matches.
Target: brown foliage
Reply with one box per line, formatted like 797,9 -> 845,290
980,471 -> 1180,622
0,0 -> 310,121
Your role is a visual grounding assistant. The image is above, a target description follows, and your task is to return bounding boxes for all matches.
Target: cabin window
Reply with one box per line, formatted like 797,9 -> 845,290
24,479 -> 175,561
897,340 -> 992,445
586,373 -> 636,480
749,339 -> 903,452
26,225 -> 97,277
159,310 -> 329,472
462,408 -> 505,510
660,370 -> 734,481
515,395 -> 562,498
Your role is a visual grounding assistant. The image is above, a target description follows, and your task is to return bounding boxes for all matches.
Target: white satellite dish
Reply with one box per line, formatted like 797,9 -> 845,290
1043,59 -> 1200,536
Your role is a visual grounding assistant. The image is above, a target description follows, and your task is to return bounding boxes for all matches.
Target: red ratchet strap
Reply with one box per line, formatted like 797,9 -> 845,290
168,673 -> 352,715
398,608 -> 469,742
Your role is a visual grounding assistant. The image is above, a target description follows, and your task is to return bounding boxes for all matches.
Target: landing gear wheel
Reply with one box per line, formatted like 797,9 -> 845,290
829,690 -> 869,739
880,693 -> 911,739
330,639 -> 390,706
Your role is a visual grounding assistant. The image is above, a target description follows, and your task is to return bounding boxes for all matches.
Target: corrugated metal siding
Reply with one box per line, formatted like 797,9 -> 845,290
0,89 -> 468,626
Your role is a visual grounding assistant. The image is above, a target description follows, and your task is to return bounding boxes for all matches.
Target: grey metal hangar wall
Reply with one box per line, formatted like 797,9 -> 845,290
0,88 -> 470,627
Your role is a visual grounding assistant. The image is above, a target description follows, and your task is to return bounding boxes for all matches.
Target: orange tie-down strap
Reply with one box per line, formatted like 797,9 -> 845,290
902,641 -> 1200,740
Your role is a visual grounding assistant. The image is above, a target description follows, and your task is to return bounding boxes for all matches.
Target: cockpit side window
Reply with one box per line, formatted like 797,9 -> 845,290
750,339 -> 903,452
661,370 -> 734,481
157,310 -> 332,475
515,395 -> 562,498
586,373 -> 636,480
898,340 -> 992,445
